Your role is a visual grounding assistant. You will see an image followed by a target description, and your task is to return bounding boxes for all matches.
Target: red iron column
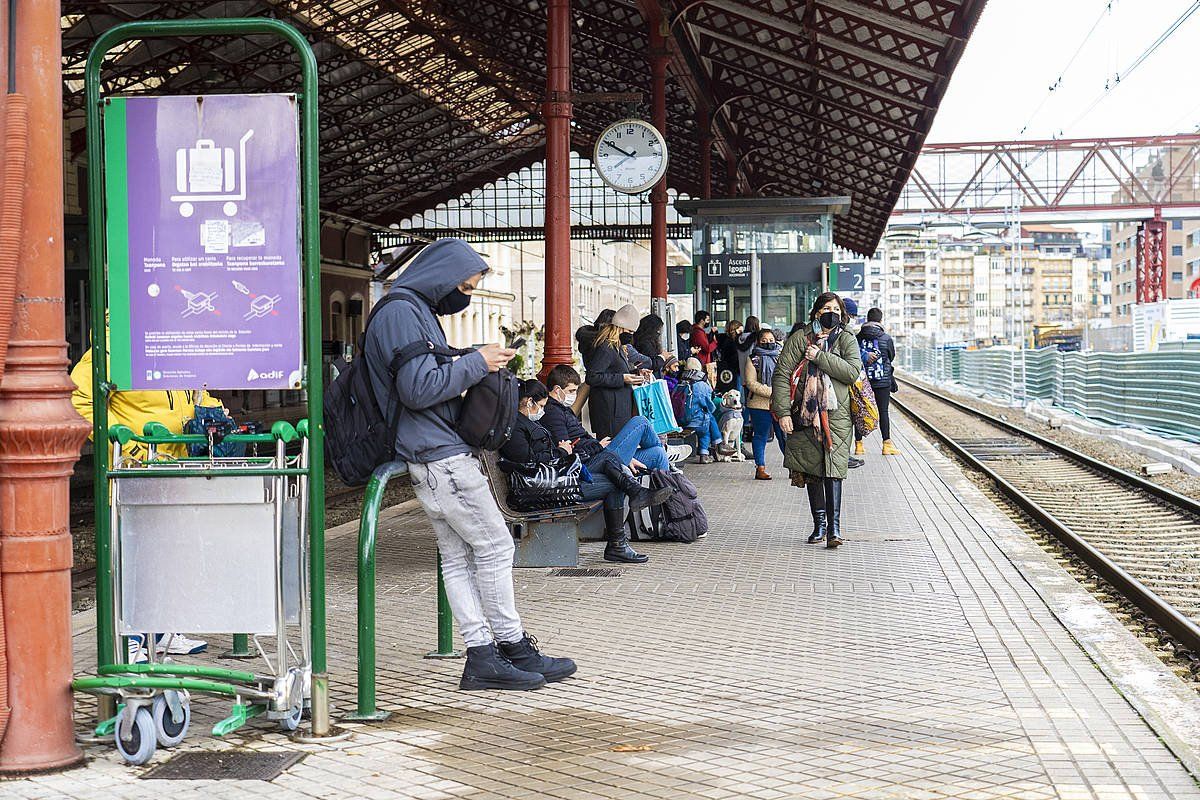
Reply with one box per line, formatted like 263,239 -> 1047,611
698,108 -> 712,201
649,21 -> 669,303
0,0 -> 90,773
539,0 -> 574,377
1136,210 -> 1168,304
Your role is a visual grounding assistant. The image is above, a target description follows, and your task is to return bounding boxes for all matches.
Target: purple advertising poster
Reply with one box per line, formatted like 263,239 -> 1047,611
104,94 -> 302,390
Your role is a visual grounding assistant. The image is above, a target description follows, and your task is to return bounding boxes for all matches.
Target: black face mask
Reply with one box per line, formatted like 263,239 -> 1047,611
619,332 -> 633,345
818,311 -> 841,331
435,289 -> 471,316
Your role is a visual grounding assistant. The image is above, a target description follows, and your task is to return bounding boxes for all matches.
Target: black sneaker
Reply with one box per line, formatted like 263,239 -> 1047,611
459,643 -> 547,691
498,634 -> 578,683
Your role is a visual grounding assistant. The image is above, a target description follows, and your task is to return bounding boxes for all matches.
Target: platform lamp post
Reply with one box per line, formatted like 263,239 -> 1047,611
0,0 -> 92,773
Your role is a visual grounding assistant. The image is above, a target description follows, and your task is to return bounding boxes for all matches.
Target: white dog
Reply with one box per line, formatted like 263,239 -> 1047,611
714,390 -> 746,462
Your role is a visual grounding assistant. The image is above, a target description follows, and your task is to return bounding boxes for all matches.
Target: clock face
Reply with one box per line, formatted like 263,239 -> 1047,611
593,119 -> 669,194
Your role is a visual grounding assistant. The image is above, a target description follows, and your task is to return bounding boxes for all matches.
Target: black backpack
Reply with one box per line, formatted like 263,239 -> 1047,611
646,470 -> 709,543
394,340 -> 520,453
324,294 -> 405,486
323,295 -> 519,486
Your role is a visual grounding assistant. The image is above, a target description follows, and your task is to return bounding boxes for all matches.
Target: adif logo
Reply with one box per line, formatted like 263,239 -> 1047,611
246,367 -> 285,382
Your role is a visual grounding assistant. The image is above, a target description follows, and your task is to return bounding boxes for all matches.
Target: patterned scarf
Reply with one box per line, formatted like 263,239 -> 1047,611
789,327 -> 841,451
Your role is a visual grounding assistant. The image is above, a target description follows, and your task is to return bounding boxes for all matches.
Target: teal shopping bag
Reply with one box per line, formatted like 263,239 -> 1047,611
633,379 -> 681,436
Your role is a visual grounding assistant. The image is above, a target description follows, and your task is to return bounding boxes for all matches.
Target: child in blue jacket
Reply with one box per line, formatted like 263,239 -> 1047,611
680,357 -> 721,464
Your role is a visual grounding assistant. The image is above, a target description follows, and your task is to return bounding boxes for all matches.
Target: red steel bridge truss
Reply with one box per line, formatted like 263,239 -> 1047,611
893,134 -> 1200,302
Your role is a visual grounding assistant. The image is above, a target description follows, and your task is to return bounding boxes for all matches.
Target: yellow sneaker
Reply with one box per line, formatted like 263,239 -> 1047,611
881,440 -> 900,456
854,440 -> 865,456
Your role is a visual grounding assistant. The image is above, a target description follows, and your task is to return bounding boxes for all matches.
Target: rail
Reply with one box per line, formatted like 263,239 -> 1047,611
893,379 -> 1200,656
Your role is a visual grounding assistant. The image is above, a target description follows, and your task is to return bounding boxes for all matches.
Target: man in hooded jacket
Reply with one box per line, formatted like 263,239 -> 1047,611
363,238 -> 576,691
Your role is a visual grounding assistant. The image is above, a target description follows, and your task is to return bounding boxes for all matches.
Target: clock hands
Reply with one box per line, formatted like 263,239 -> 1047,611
604,139 -> 636,158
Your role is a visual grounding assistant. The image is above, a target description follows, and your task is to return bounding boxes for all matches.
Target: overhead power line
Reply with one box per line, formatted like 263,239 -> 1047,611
1066,0 -> 1200,132
1017,0 -> 1114,136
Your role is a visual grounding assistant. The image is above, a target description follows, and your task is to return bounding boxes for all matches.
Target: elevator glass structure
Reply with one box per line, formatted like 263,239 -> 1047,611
671,197 -> 851,333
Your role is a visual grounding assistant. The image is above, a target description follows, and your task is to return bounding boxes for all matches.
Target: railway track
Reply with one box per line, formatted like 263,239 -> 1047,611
893,380 -> 1200,657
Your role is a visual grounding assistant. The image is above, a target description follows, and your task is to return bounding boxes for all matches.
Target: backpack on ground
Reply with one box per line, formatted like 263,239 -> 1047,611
646,470 -> 708,543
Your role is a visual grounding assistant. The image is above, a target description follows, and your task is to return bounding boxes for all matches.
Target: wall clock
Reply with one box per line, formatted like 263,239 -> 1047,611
592,118 -> 669,194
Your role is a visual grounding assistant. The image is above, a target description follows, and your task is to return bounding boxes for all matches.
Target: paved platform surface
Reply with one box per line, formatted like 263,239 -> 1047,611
13,416 -> 1200,799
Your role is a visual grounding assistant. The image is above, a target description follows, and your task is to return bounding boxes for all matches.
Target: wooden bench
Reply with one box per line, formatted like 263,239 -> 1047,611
478,451 -> 606,568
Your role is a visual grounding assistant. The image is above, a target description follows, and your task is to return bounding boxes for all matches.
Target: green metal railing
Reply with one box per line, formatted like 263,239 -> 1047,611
84,17 -> 329,734
349,461 -> 459,722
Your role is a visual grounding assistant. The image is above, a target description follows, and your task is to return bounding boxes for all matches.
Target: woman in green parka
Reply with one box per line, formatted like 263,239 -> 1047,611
771,292 -> 862,549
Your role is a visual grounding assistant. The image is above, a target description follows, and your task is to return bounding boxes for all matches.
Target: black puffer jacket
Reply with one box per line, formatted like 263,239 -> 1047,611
499,413 -> 568,469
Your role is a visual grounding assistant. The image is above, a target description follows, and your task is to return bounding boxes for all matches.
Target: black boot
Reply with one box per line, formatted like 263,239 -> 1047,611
459,643 -> 546,691
498,633 -> 578,683
805,480 -> 827,544
603,506 -> 649,563
600,461 -> 672,512
825,478 -> 844,548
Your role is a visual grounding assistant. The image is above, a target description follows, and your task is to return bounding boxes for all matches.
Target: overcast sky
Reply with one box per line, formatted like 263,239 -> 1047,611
929,0 -> 1200,143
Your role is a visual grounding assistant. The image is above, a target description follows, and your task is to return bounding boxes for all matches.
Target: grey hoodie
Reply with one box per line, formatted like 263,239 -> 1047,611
363,238 -> 489,464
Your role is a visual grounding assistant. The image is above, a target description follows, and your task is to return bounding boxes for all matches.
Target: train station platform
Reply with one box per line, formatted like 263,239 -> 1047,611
22,416 -> 1200,799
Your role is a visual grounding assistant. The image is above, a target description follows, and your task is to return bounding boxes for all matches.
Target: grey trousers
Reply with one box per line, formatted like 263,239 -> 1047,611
409,454 -> 523,648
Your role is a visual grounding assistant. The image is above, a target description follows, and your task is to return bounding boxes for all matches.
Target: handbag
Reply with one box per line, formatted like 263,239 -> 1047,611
633,379 -> 681,436
849,371 -> 879,438
502,455 -> 585,511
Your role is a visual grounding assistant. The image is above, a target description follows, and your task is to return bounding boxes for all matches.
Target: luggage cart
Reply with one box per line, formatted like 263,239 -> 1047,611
72,420 -> 312,765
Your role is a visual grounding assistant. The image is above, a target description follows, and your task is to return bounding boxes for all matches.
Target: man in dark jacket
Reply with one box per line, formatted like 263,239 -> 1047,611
363,238 -> 575,691
689,310 -> 718,368
857,307 -> 899,456
543,365 -> 688,472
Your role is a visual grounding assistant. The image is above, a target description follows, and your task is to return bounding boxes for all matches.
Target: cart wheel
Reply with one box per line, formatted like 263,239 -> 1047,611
115,707 -> 157,766
279,702 -> 303,732
152,692 -> 191,748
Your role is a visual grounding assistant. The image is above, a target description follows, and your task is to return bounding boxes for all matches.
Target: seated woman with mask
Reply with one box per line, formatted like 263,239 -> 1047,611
500,380 -> 671,564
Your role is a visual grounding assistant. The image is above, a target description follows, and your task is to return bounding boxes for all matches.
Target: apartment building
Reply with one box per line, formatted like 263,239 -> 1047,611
864,231 -> 940,335
1110,217 -> 1195,323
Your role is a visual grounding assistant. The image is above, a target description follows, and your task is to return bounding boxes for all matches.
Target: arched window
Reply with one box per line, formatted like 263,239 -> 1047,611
329,291 -> 347,342
348,293 -> 365,344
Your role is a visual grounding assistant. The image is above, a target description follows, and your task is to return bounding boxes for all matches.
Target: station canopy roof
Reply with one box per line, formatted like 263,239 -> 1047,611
62,0 -> 986,255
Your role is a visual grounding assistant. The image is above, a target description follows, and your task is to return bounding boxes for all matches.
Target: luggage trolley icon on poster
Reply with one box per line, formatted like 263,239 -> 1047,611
71,419 -> 312,765
172,129 -> 254,218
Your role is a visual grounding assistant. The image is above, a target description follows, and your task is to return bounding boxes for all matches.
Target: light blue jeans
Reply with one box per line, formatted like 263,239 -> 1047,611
604,415 -> 669,472
689,414 -> 721,455
410,454 -> 523,648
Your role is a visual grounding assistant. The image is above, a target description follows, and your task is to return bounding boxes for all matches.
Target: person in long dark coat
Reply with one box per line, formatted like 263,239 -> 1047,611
632,313 -> 668,378
585,304 -> 651,440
